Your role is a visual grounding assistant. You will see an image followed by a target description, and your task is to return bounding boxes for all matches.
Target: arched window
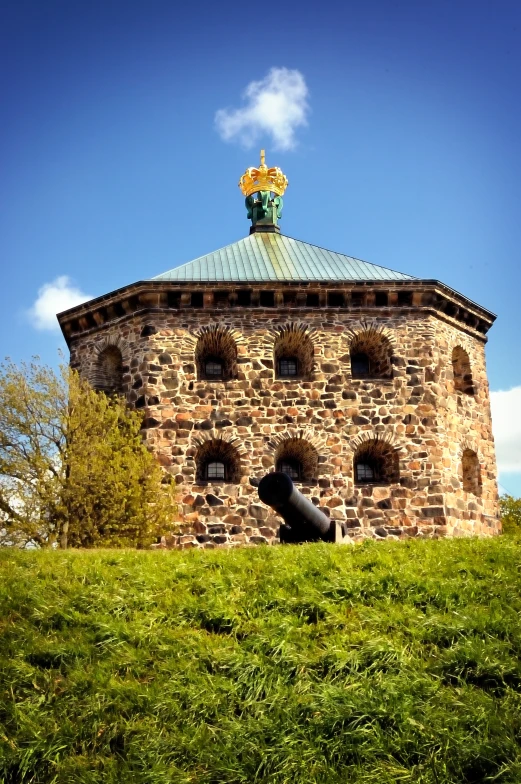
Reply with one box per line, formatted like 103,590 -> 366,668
350,352 -> 370,378
353,439 -> 399,485
462,449 -> 482,495
278,357 -> 298,378
195,439 -> 241,484
349,331 -> 393,380
273,325 -> 314,380
452,347 -> 474,395
273,437 -> 318,482
95,345 -> 124,394
277,458 -> 302,480
195,327 -> 238,382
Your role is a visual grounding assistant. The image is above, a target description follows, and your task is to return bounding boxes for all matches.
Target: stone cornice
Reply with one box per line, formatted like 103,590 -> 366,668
57,279 -> 495,346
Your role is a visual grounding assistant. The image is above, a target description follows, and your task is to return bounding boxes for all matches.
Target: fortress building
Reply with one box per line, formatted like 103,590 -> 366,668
58,152 -> 499,546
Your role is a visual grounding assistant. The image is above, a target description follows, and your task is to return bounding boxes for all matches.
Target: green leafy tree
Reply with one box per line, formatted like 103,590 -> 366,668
499,494 -> 521,535
0,359 -> 175,548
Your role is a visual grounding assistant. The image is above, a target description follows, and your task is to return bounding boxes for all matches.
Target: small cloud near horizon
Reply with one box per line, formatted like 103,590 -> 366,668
215,67 -> 309,152
28,276 -> 92,331
491,385 -> 521,477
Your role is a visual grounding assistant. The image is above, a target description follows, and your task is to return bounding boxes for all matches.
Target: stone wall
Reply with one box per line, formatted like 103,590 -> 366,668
69,302 -> 499,548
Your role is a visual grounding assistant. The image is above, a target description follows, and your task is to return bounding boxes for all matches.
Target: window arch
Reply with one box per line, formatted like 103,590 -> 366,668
353,439 -> 399,485
273,325 -> 315,380
274,437 -> 318,482
452,346 -> 474,395
195,327 -> 238,382
195,439 -> 242,484
95,345 -> 124,394
349,331 -> 393,380
462,449 -> 482,495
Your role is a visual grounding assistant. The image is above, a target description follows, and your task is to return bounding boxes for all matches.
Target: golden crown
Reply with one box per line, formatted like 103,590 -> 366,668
239,150 -> 288,197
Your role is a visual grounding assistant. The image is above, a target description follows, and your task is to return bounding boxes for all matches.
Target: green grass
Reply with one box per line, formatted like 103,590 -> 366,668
1,538 -> 521,783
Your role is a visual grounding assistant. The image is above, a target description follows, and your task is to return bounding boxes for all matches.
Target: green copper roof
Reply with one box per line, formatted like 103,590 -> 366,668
151,232 -> 416,283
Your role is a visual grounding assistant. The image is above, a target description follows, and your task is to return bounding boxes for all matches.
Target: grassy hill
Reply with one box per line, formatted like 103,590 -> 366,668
1,538 -> 521,783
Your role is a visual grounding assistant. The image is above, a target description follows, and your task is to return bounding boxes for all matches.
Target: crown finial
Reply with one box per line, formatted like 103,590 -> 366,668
239,150 -> 288,234
239,150 -> 288,197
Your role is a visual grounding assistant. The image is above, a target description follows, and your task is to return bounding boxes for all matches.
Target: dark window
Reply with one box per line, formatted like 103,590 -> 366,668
351,291 -> 365,306
114,302 -> 126,317
328,292 -> 344,307
214,290 -> 229,306
191,292 -> 204,307
356,462 -> 375,483
167,291 -> 181,308
279,357 -> 298,377
306,293 -> 319,307
260,291 -> 275,307
351,352 -> 370,378
462,449 -> 482,495
375,291 -> 388,306
398,291 -> 413,306
283,291 -> 297,306
278,459 -> 301,480
452,347 -> 474,396
206,461 -> 225,480
236,290 -> 251,307
204,359 -> 223,378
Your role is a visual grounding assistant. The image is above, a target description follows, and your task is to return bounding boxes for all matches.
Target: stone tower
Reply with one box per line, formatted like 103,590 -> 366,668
58,151 -> 499,546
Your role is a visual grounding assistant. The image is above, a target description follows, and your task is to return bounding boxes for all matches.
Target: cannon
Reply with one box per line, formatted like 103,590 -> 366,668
257,471 -> 352,544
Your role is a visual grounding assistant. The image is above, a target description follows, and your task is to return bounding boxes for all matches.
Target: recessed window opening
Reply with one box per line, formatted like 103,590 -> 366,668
452,346 -> 474,396
279,357 -> 298,377
206,461 -> 225,480
96,345 -> 124,394
349,330 -> 393,380
356,461 -> 376,483
191,292 -> 204,307
462,449 -> 482,495
195,327 -> 238,382
398,291 -> 413,306
237,290 -> 251,307
351,352 -> 371,378
375,292 -> 388,306
328,292 -> 344,307
307,293 -> 319,307
260,291 -> 275,307
196,439 -> 242,484
353,440 -> 399,485
283,291 -> 297,306
351,291 -> 365,306
167,292 -> 181,309
277,459 -> 302,481
204,358 -> 223,378
214,291 -> 229,306
273,326 -> 314,380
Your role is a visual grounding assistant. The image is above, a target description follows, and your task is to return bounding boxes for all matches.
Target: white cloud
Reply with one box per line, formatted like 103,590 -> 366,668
215,67 -> 309,151
28,276 -> 92,331
490,386 -> 521,473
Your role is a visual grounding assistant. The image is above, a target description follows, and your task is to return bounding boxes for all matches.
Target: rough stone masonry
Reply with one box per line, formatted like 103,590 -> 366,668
57,154 -> 499,548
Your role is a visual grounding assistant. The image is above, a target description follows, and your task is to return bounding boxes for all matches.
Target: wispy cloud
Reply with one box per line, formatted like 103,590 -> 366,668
215,67 -> 309,151
28,276 -> 92,331
490,386 -> 521,474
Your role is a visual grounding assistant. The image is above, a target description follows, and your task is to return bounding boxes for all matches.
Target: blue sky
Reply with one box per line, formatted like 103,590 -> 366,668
1,0 -> 520,492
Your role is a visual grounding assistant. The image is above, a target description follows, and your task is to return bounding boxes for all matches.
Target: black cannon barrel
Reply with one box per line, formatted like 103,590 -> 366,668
258,472 -> 333,543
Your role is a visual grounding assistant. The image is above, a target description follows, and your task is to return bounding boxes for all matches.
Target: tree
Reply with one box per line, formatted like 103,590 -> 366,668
499,494 -> 521,536
0,359 -> 175,548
